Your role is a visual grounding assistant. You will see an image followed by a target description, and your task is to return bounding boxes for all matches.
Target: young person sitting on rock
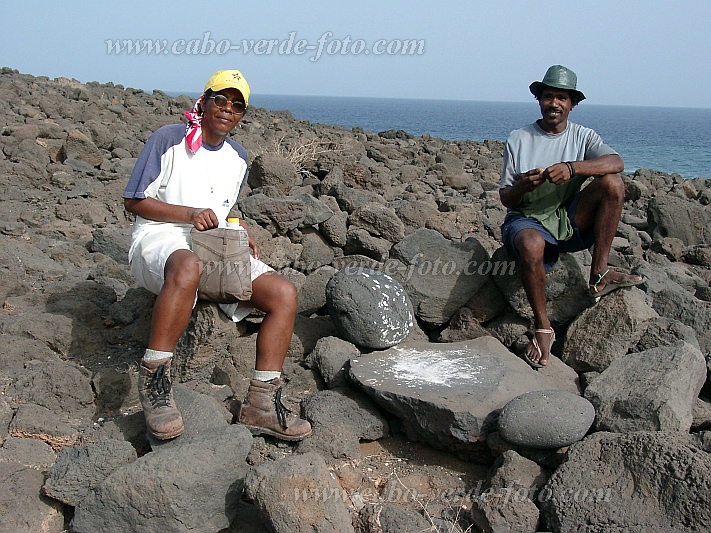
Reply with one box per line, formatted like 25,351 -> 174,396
122,69 -> 311,441
499,65 -> 644,369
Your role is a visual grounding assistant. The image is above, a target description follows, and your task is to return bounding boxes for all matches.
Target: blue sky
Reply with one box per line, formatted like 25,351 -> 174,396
2,0 -> 710,108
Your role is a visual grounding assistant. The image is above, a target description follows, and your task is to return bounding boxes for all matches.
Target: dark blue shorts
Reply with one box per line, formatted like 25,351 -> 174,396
501,192 -> 595,270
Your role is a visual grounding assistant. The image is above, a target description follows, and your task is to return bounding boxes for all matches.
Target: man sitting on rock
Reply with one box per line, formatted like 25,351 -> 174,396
123,69 -> 311,441
499,65 -> 643,368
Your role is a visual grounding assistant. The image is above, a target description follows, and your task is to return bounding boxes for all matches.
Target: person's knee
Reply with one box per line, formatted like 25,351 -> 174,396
600,173 -> 625,203
164,252 -> 201,291
254,274 -> 298,314
275,277 -> 298,311
515,230 -> 546,261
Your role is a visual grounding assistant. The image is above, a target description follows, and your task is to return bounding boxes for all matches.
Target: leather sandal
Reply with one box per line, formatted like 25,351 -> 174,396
522,328 -> 555,369
589,269 -> 645,300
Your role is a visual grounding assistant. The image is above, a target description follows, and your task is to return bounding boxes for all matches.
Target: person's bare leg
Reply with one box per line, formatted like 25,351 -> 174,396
515,229 -> 554,365
148,249 -> 201,351
246,272 -> 298,371
237,271 -> 311,441
575,174 -> 642,288
140,249 -> 200,440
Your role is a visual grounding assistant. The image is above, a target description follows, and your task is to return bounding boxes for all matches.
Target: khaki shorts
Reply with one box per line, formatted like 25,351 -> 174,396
129,230 -> 273,320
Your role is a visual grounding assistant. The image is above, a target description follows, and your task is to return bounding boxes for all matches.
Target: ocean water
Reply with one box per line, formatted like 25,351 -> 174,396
249,94 -> 711,180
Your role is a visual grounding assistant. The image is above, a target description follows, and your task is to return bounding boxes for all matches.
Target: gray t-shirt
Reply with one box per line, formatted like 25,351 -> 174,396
500,121 -> 618,189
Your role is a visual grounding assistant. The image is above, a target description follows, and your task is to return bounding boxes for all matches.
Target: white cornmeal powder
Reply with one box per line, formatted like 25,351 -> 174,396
363,347 -> 484,390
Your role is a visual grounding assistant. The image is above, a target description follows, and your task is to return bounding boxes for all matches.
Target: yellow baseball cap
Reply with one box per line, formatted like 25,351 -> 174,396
204,70 -> 250,106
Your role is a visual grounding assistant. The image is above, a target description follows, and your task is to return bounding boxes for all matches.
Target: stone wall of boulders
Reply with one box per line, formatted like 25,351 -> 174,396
1,67 -> 710,532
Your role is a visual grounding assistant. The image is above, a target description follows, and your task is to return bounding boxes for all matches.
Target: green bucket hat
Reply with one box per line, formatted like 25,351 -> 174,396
529,65 -> 586,103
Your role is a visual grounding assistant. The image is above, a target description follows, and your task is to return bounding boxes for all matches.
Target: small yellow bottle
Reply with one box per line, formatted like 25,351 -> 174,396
226,217 -> 249,247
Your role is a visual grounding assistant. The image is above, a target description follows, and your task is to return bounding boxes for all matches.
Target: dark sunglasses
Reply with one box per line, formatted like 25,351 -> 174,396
207,95 -> 246,114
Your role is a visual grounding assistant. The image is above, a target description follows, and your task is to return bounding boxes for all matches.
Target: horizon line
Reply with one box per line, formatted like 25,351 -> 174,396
3,66 -> 708,111
165,90 -> 711,112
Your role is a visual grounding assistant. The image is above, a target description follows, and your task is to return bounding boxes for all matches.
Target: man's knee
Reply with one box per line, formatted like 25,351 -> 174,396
599,173 -> 625,202
164,251 -> 201,290
254,273 -> 298,313
514,229 -> 546,261
276,277 -> 298,309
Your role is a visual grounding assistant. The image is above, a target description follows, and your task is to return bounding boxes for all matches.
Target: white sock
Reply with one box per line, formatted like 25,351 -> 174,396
252,370 -> 281,382
143,349 -> 173,362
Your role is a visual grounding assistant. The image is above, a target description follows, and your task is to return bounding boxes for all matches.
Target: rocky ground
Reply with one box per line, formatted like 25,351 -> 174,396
1,67 -> 710,532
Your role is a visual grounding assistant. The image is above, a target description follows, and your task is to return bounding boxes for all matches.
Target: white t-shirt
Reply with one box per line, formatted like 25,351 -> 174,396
500,121 -> 617,189
123,123 -> 249,263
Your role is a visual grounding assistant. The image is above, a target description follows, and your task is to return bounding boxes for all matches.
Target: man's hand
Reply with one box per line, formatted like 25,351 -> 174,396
542,162 -> 573,185
191,208 -> 219,230
247,234 -> 260,260
240,220 -> 260,260
518,167 -> 546,191
499,167 -> 544,208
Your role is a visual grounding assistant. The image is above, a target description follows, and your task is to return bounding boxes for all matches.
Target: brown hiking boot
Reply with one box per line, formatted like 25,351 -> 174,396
237,378 -> 312,441
139,357 -> 184,440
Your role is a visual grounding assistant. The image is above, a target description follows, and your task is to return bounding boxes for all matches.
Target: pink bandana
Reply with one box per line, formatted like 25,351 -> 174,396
184,95 -> 205,154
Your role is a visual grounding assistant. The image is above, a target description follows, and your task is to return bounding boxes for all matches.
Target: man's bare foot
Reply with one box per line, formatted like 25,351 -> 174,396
589,269 -> 644,298
523,328 -> 555,369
